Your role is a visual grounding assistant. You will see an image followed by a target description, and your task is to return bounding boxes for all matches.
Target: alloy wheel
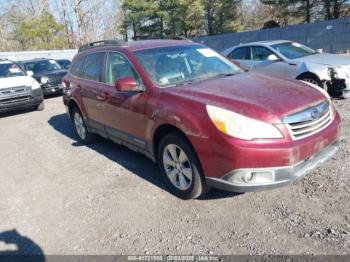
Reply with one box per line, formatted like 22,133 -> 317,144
162,144 -> 193,191
303,78 -> 319,86
74,113 -> 86,140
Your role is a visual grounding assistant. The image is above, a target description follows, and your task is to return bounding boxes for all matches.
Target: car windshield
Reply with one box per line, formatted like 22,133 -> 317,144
0,62 -> 26,78
56,60 -> 71,68
24,60 -> 62,74
271,42 -> 317,59
134,45 -> 241,87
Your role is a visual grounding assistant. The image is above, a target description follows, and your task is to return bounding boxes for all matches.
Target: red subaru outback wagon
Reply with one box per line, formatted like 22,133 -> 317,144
62,40 -> 341,199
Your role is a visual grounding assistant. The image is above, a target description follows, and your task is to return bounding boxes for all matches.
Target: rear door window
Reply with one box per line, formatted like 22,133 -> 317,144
84,52 -> 105,82
228,47 -> 250,60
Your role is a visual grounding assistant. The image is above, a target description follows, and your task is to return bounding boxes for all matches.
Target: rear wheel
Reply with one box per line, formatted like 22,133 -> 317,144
158,132 -> 206,199
71,107 -> 96,144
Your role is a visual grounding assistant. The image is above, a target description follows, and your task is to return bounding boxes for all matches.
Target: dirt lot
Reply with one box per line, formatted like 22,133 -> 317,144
0,96 -> 349,256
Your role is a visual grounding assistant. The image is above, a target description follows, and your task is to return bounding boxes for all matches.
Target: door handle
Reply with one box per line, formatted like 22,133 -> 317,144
96,95 -> 106,101
96,92 -> 111,101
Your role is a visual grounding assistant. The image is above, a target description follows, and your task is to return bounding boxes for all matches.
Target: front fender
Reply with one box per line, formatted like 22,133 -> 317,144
151,108 -> 209,140
295,62 -> 331,81
147,95 -> 213,175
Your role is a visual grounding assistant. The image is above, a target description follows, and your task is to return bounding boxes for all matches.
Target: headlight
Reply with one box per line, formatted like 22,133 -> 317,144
328,67 -> 338,79
31,80 -> 41,90
206,105 -> 283,140
41,76 -> 49,84
328,67 -> 347,79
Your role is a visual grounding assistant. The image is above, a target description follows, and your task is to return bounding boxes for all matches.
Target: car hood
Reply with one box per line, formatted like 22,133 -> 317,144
166,73 -> 327,123
293,53 -> 350,66
34,69 -> 68,78
0,76 -> 36,90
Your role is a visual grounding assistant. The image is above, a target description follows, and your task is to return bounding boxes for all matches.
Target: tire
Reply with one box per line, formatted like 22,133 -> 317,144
158,132 -> 206,199
298,74 -> 324,88
36,101 -> 45,111
71,107 -> 96,144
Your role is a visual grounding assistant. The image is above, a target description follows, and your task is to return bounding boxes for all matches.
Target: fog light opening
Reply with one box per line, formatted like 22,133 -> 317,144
242,172 -> 255,183
240,170 -> 275,184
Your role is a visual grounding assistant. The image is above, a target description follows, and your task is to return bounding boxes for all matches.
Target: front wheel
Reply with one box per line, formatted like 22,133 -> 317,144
158,133 -> 207,199
298,74 -> 324,88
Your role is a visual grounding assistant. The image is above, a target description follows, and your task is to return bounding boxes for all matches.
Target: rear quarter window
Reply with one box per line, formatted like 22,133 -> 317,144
70,56 -> 86,78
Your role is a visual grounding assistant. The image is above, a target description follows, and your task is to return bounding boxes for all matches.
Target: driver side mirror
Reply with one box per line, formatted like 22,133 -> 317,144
267,54 -> 280,61
26,70 -> 34,77
115,77 -> 139,92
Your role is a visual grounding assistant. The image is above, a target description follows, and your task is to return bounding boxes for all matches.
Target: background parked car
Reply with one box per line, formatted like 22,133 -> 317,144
55,59 -> 71,70
0,59 -> 44,113
222,40 -> 350,98
17,58 -> 67,96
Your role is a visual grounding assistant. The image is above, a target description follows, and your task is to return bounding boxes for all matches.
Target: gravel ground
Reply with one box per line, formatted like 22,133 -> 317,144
0,96 -> 349,256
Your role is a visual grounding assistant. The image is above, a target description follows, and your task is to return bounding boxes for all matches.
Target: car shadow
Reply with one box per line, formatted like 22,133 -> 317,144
199,189 -> 243,200
0,108 -> 37,119
44,92 -> 63,100
48,113 -> 240,200
0,229 -> 45,262
48,113 -> 169,192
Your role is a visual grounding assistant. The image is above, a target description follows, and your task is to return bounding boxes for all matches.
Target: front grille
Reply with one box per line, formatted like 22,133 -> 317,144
283,101 -> 333,140
0,86 -> 29,96
0,95 -> 31,104
48,75 -> 63,85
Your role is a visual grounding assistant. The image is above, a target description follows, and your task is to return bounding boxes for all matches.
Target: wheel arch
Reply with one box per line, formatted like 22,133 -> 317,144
153,124 -> 191,161
67,98 -> 84,119
152,123 -> 207,187
68,99 -> 78,118
296,71 -> 321,82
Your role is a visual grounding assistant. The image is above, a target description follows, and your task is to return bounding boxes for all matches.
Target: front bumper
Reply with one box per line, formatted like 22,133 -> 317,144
0,88 -> 43,113
343,81 -> 350,98
42,83 -> 63,95
327,78 -> 350,98
206,140 -> 339,192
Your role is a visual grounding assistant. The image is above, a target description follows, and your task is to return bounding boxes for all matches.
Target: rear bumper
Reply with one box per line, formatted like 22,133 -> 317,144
0,89 -> 43,113
206,140 -> 339,192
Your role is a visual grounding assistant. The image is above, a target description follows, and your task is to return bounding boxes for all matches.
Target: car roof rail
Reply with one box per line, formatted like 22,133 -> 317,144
78,40 -> 126,53
171,35 -> 192,41
135,35 -> 192,41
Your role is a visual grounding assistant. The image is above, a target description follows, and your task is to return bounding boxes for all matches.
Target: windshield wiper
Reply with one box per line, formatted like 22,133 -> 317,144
164,78 -> 199,88
163,73 -> 236,88
211,72 -> 236,79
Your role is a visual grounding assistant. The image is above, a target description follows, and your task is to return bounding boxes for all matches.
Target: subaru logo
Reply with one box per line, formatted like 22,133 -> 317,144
310,109 -> 321,120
